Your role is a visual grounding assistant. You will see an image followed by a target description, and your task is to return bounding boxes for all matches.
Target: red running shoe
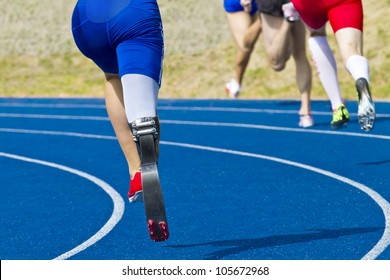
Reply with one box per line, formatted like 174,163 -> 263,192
128,172 -> 143,203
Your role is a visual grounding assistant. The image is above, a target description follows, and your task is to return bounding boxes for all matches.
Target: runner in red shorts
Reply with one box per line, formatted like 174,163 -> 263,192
289,0 -> 375,131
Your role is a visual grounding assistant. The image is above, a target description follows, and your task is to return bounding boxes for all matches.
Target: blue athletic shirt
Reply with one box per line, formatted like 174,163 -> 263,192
224,0 -> 258,15
72,0 -> 164,86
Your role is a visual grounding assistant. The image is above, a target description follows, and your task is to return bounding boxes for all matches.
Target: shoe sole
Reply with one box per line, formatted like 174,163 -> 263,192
128,190 -> 143,203
298,116 -> 314,128
299,122 -> 314,128
331,108 -> 349,130
225,86 -> 239,98
356,78 -> 375,132
331,119 -> 349,130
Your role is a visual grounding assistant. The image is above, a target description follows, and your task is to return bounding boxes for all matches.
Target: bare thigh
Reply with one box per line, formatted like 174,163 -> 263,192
260,14 -> 285,49
226,11 -> 256,50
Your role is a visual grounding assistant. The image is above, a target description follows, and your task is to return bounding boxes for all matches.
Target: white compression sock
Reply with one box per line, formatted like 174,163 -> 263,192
308,36 -> 344,110
345,54 -> 370,83
121,74 -> 158,123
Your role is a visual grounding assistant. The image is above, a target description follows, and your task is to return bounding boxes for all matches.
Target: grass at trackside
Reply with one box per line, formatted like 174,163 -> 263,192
1,40 -> 388,101
0,0 -> 389,100
0,53 -> 104,97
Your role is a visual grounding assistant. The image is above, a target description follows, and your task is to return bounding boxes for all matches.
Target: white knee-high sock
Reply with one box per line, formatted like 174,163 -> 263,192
308,36 -> 344,110
121,74 -> 158,123
345,54 -> 370,83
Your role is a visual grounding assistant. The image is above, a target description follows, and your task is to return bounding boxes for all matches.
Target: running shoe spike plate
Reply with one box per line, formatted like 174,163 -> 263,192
356,78 -> 375,132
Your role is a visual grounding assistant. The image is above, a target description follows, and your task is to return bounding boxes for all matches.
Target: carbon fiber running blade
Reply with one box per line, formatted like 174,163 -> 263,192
139,134 -> 169,242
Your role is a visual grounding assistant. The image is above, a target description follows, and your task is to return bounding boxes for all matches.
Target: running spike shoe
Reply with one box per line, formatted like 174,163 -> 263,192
225,79 -> 240,98
356,78 -> 375,131
331,104 -> 350,129
128,171 -> 143,203
298,114 -> 314,128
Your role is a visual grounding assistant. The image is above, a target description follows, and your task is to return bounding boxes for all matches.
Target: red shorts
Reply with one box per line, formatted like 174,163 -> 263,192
290,0 -> 363,33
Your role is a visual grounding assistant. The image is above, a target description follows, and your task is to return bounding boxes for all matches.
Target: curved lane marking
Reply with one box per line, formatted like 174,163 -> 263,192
160,141 -> 390,260
0,152 -> 125,260
0,128 -> 389,259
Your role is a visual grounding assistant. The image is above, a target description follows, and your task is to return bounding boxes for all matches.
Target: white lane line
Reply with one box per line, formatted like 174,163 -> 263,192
161,141 -> 390,260
161,120 -> 390,140
0,128 -> 116,140
1,102 -> 390,118
1,128 -> 389,259
0,113 -> 109,121
0,152 -> 125,260
0,103 -> 106,109
157,104 -> 390,118
1,114 -> 390,140
159,106 -> 330,115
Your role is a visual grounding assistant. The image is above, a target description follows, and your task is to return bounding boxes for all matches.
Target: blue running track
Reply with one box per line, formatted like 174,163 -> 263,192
1,97 -> 390,260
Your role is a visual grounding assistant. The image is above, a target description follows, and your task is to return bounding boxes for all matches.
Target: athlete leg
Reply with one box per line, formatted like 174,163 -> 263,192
308,26 -> 344,111
243,14 -> 262,56
290,20 -> 312,123
260,13 -> 293,71
122,74 -> 158,123
335,28 -> 369,81
335,28 -> 374,131
121,73 -> 159,157
120,73 -> 168,241
226,11 -> 261,86
128,112 -> 168,242
104,73 -> 141,179
123,74 -> 160,161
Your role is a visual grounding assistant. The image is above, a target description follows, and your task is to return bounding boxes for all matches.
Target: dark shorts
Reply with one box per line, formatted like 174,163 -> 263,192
256,0 -> 290,17
71,0 -> 164,85
224,0 -> 258,16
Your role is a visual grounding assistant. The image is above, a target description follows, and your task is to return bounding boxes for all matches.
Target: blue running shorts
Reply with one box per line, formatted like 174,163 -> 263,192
71,0 -> 164,86
224,0 -> 258,15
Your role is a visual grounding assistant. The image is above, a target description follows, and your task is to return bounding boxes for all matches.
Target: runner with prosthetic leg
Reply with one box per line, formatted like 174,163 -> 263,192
72,0 -> 169,242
